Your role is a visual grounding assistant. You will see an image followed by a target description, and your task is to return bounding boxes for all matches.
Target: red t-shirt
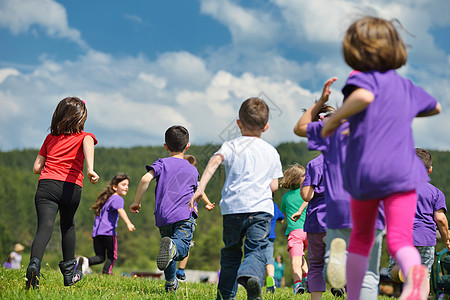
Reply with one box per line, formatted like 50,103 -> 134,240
38,131 -> 97,187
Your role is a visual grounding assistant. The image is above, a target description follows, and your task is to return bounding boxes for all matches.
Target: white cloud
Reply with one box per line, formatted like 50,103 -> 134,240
0,0 -> 87,48
0,68 -> 20,84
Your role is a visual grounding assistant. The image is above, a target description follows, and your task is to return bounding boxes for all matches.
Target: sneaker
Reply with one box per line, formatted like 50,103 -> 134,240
165,278 -> 180,292
245,277 -> 262,300
77,256 -> 89,275
327,238 -> 347,289
399,265 -> 428,300
266,276 -> 275,293
157,237 -> 176,271
331,287 -> 346,297
176,269 -> 186,281
293,281 -> 305,294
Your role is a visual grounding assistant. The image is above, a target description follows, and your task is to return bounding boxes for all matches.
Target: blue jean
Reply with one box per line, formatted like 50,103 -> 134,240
217,212 -> 271,300
159,216 -> 196,281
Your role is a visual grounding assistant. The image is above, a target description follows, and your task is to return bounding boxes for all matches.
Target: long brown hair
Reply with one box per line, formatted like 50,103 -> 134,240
50,97 -> 87,135
91,173 -> 130,216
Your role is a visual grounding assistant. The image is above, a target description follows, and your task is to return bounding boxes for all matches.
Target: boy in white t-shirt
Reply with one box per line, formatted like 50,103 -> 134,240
190,97 -> 283,300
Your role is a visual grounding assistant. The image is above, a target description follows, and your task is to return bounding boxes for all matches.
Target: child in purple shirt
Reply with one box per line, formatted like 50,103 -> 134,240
78,173 -> 135,275
294,77 -> 385,300
388,148 -> 449,295
130,125 -> 199,292
322,16 -> 441,300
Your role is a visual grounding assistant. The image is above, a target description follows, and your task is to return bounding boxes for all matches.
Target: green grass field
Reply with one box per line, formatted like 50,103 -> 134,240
0,266 -> 400,299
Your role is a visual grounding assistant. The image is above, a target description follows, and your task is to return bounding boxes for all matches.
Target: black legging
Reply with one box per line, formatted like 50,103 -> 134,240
30,179 -> 82,261
88,235 -> 117,274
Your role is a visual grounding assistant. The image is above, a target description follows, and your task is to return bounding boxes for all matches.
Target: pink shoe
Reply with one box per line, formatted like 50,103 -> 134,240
399,265 -> 428,300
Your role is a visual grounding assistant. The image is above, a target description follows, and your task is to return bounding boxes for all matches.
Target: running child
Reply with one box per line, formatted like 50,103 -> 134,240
130,125 -> 199,292
280,163 -> 309,294
265,201 -> 285,293
321,16 -> 441,300
78,173 -> 136,275
26,97 -> 99,289
189,97 -> 283,300
388,148 -> 449,296
294,76 -> 385,300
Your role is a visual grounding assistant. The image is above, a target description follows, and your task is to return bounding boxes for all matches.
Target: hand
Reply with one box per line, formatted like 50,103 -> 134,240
189,190 -> 203,213
205,203 -> 215,211
291,212 -> 301,222
130,203 -> 141,213
318,77 -> 338,103
321,117 -> 345,138
88,170 -> 99,184
127,223 -> 136,232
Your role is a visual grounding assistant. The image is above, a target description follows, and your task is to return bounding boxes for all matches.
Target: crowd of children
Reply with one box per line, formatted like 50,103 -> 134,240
20,15 -> 448,300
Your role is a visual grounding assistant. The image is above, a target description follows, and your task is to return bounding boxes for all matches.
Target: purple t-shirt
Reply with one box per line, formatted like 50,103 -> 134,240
413,182 -> 447,246
342,70 -> 437,200
303,154 -> 327,233
307,121 -> 385,230
147,157 -> 199,227
92,194 -> 124,237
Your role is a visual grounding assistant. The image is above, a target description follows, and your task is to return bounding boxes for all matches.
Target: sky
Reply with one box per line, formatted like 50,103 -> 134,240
1,0 -> 449,151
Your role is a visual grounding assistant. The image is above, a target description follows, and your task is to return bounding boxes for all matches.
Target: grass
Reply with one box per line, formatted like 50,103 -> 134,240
0,266 -> 396,299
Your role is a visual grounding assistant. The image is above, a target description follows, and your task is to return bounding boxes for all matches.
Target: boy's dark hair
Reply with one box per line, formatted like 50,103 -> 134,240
51,97 -> 87,135
165,125 -> 189,152
238,97 -> 269,131
416,148 -> 432,170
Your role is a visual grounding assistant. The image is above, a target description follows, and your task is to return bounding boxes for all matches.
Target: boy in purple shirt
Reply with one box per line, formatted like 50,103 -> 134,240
130,125 -> 199,292
293,76 -> 385,300
388,148 -> 449,294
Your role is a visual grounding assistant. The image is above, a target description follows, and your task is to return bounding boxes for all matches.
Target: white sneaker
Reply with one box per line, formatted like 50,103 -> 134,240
77,256 -> 89,275
327,238 -> 347,289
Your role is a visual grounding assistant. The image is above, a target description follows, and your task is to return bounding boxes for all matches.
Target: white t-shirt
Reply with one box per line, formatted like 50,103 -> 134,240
216,136 -> 283,216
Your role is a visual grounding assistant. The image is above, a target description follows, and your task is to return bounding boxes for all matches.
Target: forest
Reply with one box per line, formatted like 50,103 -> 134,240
1,142 -> 449,286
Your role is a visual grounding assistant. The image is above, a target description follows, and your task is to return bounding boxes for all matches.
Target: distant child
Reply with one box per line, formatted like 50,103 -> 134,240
10,243 -> 25,269
176,154 -> 215,281
321,16 -> 441,300
273,254 -> 285,288
78,173 -> 136,275
130,125 -> 199,292
280,163 -> 309,294
26,97 -> 99,289
265,201 -> 285,293
294,77 -> 385,300
189,97 -> 283,300
389,148 -> 450,295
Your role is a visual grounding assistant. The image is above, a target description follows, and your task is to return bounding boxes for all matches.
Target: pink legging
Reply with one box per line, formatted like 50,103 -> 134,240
348,189 -> 418,258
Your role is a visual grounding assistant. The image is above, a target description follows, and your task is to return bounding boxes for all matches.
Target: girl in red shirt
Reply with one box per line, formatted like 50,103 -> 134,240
26,97 -> 99,290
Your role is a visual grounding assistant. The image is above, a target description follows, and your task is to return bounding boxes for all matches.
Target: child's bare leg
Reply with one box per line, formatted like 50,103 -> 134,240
291,256 -> 302,282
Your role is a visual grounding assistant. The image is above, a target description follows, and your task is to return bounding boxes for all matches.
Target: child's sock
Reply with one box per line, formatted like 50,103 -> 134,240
394,246 -> 421,279
346,252 -> 368,300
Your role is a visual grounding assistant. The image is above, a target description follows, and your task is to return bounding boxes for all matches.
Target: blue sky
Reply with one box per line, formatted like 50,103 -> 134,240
1,0 -> 449,151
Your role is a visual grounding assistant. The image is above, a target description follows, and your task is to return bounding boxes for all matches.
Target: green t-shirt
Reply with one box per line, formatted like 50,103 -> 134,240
280,188 -> 306,235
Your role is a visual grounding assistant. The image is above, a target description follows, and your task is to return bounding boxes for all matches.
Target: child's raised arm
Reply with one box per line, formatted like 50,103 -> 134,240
83,135 -> 99,184
189,154 -> 224,212
130,170 -> 155,213
321,88 -> 374,138
294,77 -> 338,137
118,208 -> 136,232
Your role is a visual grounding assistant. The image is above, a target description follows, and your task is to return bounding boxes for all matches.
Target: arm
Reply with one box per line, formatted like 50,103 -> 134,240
270,178 -> 279,193
301,185 -> 315,202
189,154 -> 224,212
33,154 -> 46,174
291,201 -> 309,222
83,135 -> 99,184
321,88 -> 374,138
201,193 -> 215,211
130,170 -> 155,213
434,209 -> 450,250
118,208 -> 136,232
416,102 -> 442,117
294,77 -> 338,137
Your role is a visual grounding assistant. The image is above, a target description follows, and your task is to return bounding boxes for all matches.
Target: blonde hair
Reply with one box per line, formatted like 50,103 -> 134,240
342,16 -> 407,72
279,163 -> 306,190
